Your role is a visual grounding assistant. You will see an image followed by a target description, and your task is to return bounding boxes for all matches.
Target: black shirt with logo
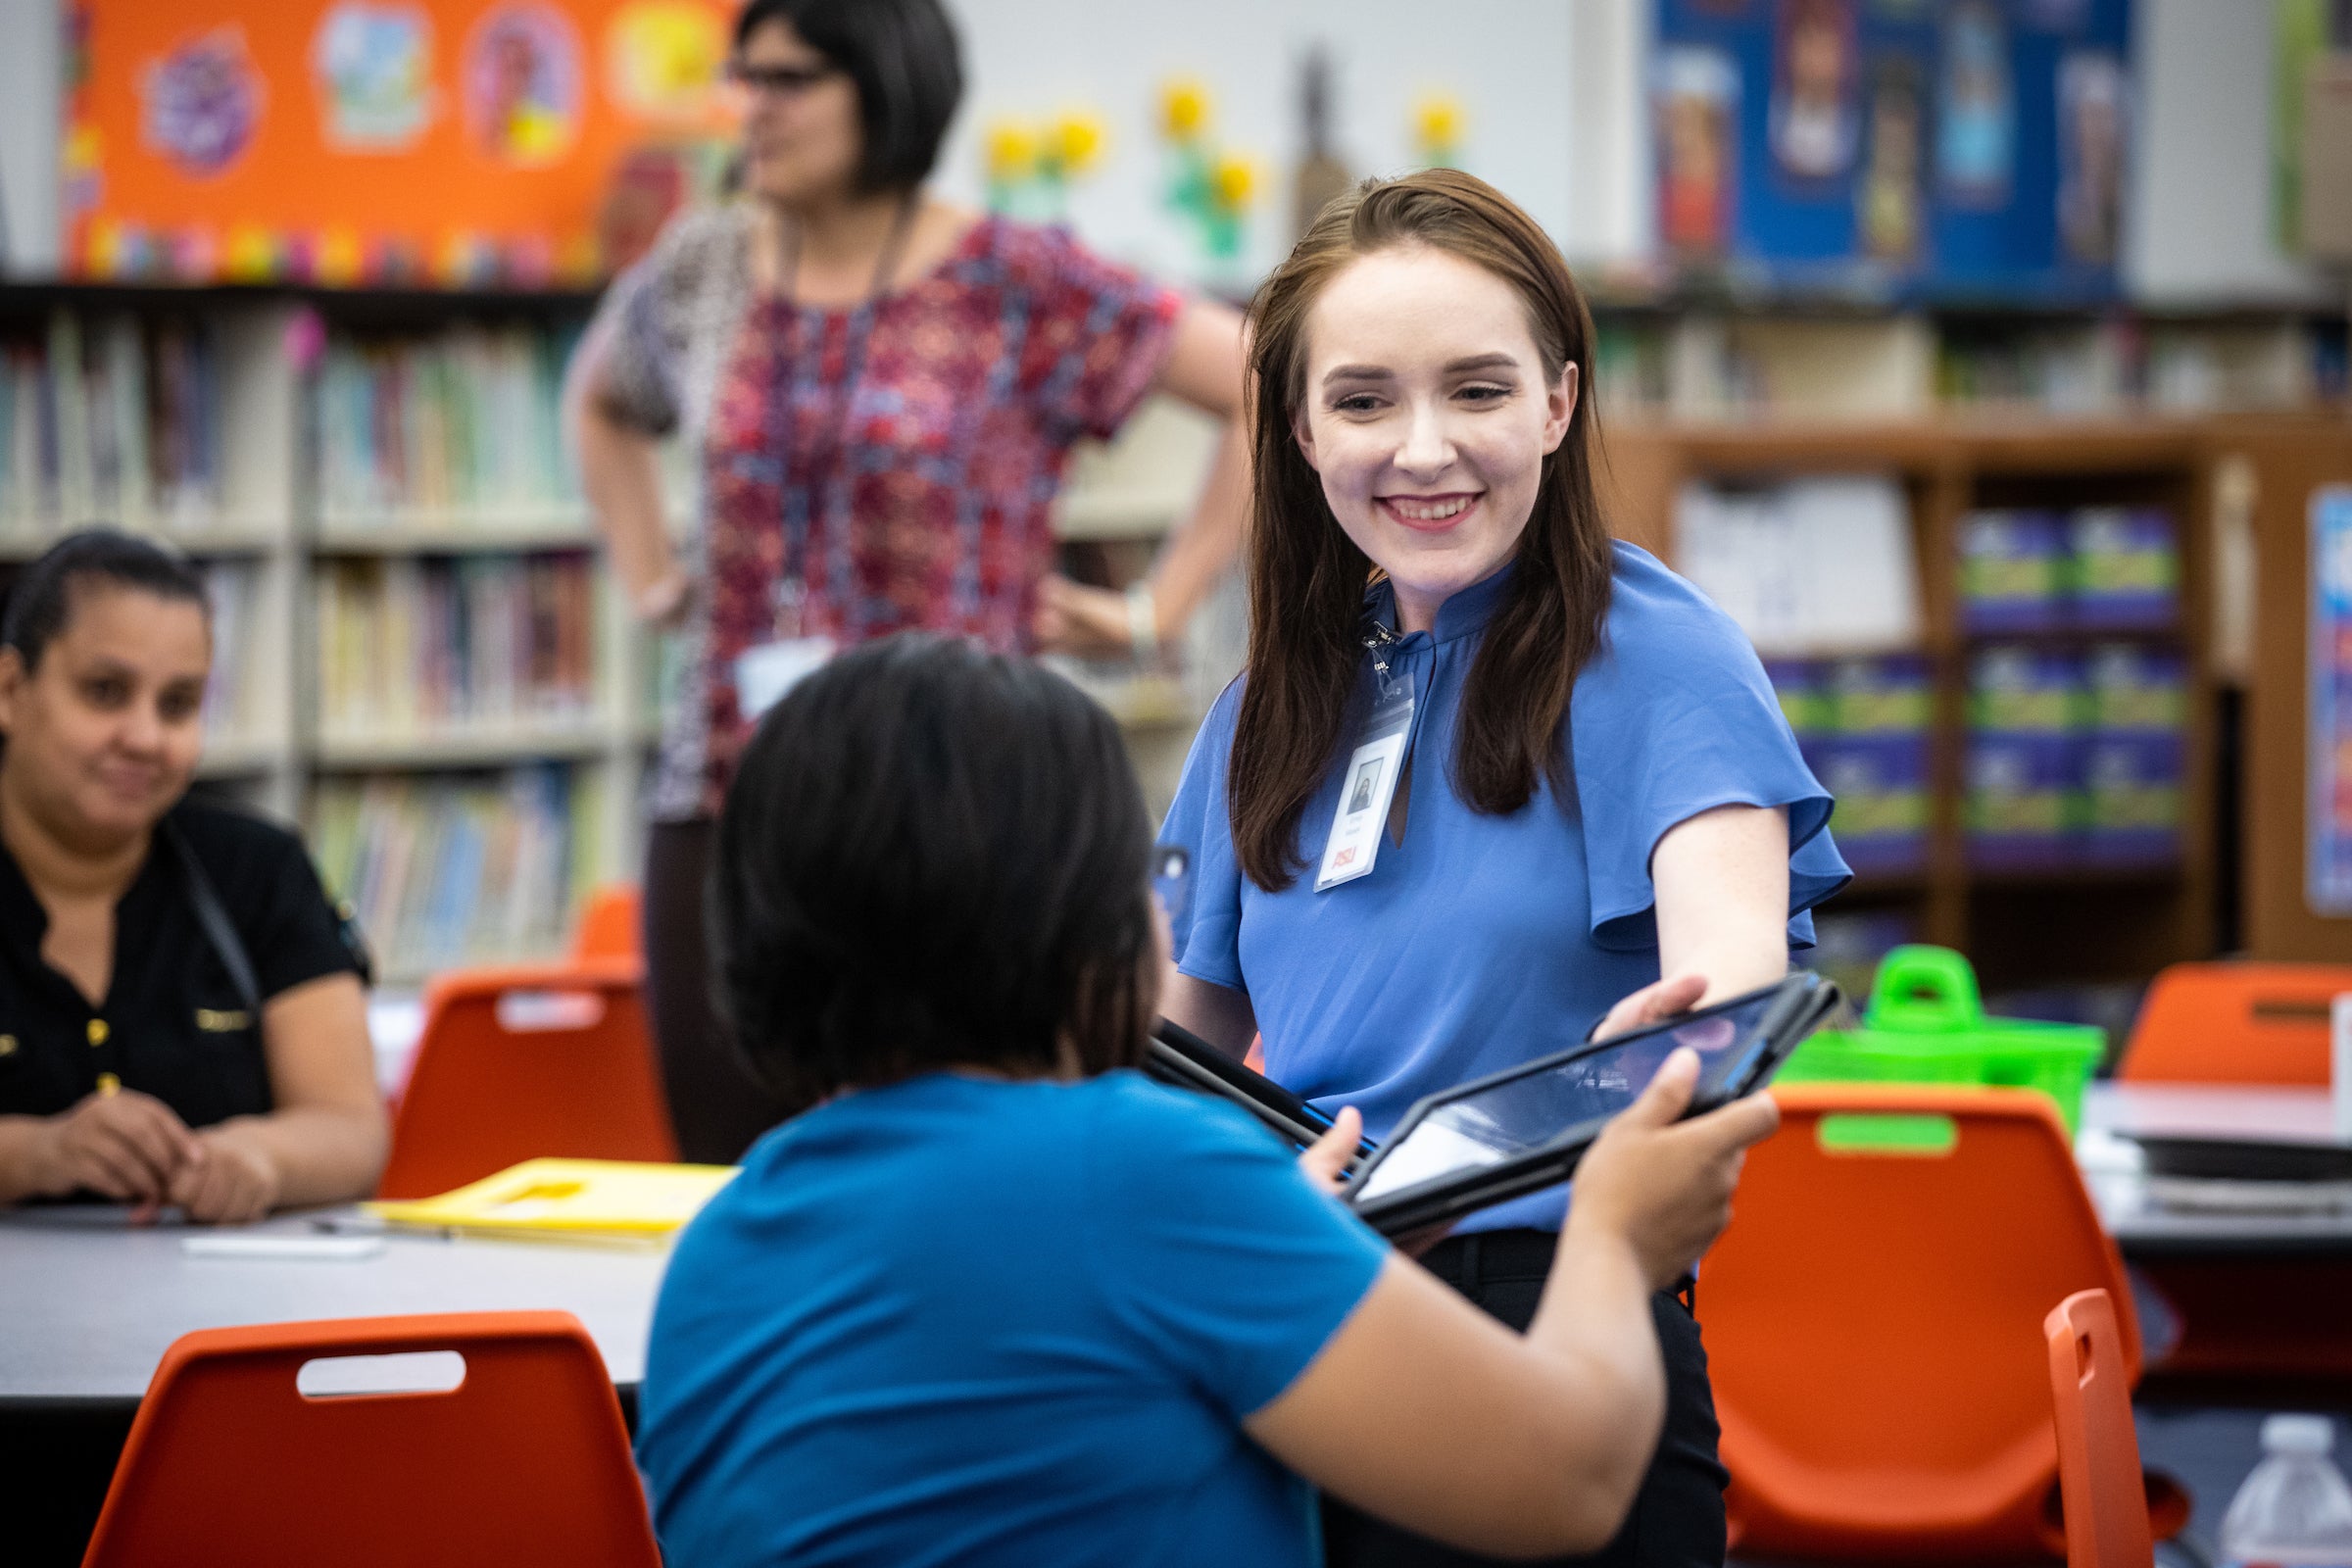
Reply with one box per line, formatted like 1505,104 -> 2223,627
0,798 -> 361,1127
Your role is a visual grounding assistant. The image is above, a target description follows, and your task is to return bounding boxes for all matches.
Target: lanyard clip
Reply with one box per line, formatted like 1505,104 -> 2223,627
1362,621 -> 1399,692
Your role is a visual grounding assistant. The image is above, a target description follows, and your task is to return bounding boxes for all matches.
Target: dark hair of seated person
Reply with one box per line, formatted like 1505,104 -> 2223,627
710,633 -> 1156,1113
1,527 -> 211,669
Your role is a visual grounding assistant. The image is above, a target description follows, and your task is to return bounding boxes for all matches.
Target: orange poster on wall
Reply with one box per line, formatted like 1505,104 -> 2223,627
65,0 -> 738,286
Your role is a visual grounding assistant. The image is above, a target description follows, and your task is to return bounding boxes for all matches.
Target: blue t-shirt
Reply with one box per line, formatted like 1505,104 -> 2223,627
1160,544 -> 1851,1233
636,1070 -> 1390,1568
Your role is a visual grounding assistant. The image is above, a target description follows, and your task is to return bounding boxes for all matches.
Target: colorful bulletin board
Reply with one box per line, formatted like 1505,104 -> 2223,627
1653,0 -> 2132,301
2311,485 -> 2352,917
64,0 -> 739,287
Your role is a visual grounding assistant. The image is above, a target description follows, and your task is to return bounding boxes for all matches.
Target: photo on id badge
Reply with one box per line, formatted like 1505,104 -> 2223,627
1348,761 -> 1379,814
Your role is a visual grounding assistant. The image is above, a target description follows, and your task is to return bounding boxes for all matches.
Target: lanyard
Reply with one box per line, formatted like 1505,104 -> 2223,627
1315,619 -> 1418,892
765,195 -> 919,640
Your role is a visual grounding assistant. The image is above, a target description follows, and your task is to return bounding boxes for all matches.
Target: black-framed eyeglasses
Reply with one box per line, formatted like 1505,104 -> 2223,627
726,59 -> 841,97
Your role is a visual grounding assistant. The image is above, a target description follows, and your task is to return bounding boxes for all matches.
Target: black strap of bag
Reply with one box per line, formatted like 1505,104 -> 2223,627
164,816 -> 260,1017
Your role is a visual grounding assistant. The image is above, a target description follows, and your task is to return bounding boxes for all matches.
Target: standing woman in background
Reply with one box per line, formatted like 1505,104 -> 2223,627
567,0 -> 1250,1162
1157,171 -> 1851,1568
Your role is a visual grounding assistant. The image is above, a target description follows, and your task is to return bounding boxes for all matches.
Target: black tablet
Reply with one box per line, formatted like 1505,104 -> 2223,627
1145,1018 -> 1379,1165
1342,973 -> 1842,1238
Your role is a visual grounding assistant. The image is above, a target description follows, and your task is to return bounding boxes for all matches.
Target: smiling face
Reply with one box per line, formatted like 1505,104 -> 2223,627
734,18 -> 865,207
0,584 -> 211,849
1293,244 -> 1578,634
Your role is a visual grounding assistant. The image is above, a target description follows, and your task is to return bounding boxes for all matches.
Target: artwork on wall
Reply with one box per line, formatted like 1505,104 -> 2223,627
1654,0 -> 2132,300
66,0 -> 739,287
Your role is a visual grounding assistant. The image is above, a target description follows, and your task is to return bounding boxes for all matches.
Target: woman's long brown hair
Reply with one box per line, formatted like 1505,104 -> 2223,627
1229,169 -> 1616,891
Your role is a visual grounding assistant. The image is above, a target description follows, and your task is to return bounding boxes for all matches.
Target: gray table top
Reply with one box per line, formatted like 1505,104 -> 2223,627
2077,1082 -> 2352,1256
0,1208 -> 668,1403
10,1080 -> 2349,1404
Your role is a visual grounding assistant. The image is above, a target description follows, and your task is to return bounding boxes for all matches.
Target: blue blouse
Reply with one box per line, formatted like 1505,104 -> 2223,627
1159,543 -> 1851,1233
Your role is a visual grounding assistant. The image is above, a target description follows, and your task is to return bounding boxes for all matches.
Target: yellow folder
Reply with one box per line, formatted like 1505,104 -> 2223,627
366,1158 -> 738,1239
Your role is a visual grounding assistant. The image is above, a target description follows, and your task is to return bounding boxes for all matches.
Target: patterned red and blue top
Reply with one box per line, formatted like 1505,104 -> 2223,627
592,206 -> 1182,819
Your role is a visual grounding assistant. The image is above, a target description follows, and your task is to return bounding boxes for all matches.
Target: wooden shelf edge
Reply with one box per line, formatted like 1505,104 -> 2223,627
314,724 -> 615,769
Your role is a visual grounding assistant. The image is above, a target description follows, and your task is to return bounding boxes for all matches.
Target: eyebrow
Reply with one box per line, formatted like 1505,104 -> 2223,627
1320,352 -> 1523,386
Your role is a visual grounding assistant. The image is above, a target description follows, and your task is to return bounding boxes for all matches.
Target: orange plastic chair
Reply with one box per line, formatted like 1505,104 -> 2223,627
2121,960 -> 2352,1085
1701,1084 -> 2153,1561
82,1311 -> 660,1568
2046,1289 -> 2153,1568
378,957 -> 677,1200
571,884 -> 642,961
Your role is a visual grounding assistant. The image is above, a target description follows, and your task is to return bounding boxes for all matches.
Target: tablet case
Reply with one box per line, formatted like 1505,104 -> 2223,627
1344,974 -> 1842,1238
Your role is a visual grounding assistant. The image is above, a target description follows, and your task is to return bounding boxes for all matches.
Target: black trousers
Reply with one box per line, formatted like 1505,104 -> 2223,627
642,817 -> 794,1164
1320,1229 -> 1728,1568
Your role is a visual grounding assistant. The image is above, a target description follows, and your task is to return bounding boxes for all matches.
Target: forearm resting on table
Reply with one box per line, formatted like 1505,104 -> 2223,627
0,1117 -> 61,1203
239,973 -> 389,1207
206,1102 -> 386,1208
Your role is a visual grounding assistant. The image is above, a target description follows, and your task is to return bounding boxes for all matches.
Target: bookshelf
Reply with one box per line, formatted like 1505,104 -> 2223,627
1590,295 -> 2347,423
1598,415 -> 2352,1006
4,273 -> 2331,989
0,281 -> 1237,981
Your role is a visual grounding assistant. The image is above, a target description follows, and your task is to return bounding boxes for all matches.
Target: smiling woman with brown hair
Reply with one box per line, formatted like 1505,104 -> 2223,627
1157,171 -> 1852,1568
0,531 -> 384,1223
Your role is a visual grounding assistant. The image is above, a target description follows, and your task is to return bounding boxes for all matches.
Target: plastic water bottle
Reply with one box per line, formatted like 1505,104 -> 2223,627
2221,1415 -> 2352,1567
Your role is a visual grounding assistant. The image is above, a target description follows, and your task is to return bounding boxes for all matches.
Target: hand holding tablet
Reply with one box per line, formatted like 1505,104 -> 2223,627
1150,972 -> 1839,1240
1567,1047 -> 1781,1290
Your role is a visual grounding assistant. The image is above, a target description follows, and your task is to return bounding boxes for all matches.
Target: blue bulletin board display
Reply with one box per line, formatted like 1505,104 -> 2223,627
2310,485 -> 2352,918
1652,0 -> 2132,302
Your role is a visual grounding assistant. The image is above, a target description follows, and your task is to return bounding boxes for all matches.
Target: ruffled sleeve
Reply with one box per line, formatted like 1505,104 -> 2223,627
587,205 -> 748,437
1009,223 -> 1184,445
1572,544 -> 1851,952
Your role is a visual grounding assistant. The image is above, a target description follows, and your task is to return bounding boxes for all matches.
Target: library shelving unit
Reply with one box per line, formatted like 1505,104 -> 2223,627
1598,413 -> 2352,998
1588,291 -> 2348,423
0,280 -> 1236,979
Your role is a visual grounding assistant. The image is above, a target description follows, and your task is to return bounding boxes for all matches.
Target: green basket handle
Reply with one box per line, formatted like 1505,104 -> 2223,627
1866,945 -> 1985,1034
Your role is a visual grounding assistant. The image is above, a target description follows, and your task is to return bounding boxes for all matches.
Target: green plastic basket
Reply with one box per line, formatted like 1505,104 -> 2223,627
1780,945 -> 2105,1134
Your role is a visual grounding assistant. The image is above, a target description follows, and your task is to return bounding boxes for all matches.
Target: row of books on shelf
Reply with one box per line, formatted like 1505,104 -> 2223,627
199,560 -> 262,748
0,316 -> 231,535
1677,477 -> 1922,654
1959,507 -> 2177,633
318,325 -> 580,524
1597,315 -> 2341,416
1768,643 -> 2186,877
316,555 -> 600,737
311,767 -> 583,980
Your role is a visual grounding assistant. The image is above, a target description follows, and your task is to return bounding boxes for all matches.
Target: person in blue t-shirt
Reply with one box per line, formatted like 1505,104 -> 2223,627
1156,171 -> 1852,1568
635,633 -> 1783,1568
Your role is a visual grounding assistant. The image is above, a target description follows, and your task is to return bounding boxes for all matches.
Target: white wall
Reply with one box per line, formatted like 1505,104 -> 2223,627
2127,0 -> 2335,305
0,0 -> 62,276
931,0 -> 1611,286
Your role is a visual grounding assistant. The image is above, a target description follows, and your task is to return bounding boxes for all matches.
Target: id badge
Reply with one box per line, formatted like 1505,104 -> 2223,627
1315,669 -> 1414,892
733,636 -> 838,720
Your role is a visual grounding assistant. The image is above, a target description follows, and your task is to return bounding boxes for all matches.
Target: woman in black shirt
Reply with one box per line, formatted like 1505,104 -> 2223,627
0,532 -> 385,1221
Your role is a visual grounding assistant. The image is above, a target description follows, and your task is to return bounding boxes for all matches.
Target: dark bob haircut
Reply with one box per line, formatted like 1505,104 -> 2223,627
1,528 -> 210,672
711,634 -> 1157,1111
734,0 -> 964,196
